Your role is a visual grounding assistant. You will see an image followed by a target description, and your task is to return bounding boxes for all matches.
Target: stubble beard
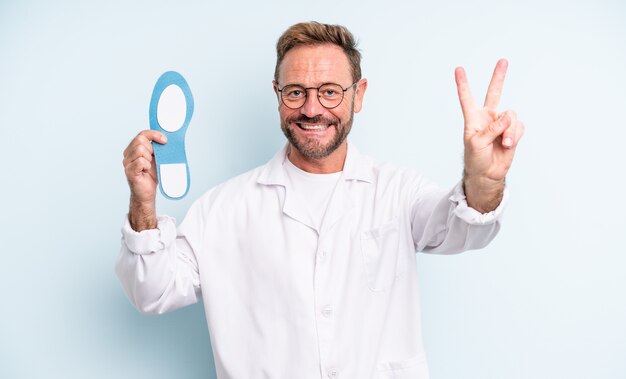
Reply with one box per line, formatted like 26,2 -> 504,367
280,107 -> 354,161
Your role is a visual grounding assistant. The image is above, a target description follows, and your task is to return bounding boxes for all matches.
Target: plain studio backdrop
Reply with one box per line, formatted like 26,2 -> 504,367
1,0 -> 624,378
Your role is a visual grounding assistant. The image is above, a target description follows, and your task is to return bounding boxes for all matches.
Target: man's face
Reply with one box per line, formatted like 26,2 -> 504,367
273,44 -> 367,162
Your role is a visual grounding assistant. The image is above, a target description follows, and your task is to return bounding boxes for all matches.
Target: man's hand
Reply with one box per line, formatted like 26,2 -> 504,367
455,59 -> 525,213
122,130 -> 168,231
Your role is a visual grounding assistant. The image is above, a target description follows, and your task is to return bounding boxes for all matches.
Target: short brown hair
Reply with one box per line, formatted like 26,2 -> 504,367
274,21 -> 362,84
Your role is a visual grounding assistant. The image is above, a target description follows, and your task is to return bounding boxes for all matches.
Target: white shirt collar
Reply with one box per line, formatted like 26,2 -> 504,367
257,141 -> 375,186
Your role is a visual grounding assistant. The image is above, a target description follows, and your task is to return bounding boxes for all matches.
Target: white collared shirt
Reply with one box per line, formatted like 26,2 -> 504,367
282,156 -> 342,232
116,143 -> 506,379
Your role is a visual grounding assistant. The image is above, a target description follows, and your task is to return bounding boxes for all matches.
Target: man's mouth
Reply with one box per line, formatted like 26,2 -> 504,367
296,123 -> 333,131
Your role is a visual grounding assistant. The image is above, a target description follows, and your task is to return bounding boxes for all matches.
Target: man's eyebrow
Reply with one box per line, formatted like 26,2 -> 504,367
280,82 -> 340,88
279,82 -> 304,87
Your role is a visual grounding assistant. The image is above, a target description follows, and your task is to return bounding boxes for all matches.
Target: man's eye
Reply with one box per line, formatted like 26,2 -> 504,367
323,90 -> 337,96
286,89 -> 304,98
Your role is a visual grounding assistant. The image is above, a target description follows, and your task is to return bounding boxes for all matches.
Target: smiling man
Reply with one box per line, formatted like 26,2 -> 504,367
117,22 -> 523,379
275,41 -> 364,173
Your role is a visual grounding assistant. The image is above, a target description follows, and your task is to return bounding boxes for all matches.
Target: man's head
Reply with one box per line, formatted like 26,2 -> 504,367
273,22 -> 367,169
274,22 -> 362,84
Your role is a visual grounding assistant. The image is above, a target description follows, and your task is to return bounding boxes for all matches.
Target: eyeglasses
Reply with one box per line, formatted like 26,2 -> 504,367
277,82 -> 358,109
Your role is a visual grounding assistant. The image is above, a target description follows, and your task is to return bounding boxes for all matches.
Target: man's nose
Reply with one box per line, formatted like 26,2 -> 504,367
300,89 -> 324,117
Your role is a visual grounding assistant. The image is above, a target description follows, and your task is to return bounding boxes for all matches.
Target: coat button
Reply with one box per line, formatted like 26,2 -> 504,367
321,305 -> 333,318
328,369 -> 338,378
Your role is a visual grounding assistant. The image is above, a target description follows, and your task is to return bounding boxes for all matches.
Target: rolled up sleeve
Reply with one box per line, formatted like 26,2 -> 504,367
413,180 -> 507,254
115,214 -> 201,315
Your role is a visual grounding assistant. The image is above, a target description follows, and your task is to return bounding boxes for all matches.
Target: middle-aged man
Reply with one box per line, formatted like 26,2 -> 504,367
117,21 -> 524,379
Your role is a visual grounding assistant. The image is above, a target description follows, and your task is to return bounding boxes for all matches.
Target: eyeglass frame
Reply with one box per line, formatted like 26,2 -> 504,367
276,81 -> 359,110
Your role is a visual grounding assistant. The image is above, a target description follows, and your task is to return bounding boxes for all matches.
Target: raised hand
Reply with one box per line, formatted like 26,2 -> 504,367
454,59 -> 525,213
122,130 -> 168,230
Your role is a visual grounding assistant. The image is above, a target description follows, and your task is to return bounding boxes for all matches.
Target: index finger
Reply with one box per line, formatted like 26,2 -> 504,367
455,66 -> 477,117
138,129 -> 168,144
124,130 -> 167,157
484,59 -> 509,109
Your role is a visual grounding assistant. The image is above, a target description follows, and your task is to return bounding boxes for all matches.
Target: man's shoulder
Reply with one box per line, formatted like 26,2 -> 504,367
360,153 -> 445,200
369,159 -> 427,187
198,161 -> 270,202
342,144 -> 427,185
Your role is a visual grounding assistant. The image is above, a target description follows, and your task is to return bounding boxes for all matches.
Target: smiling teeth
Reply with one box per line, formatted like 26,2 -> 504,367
299,124 -> 327,130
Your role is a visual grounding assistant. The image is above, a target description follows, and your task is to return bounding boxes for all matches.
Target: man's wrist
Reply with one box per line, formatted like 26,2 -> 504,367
462,174 -> 505,214
128,196 -> 157,231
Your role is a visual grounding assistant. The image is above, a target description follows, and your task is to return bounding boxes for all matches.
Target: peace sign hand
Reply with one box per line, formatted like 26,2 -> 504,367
455,59 -> 525,213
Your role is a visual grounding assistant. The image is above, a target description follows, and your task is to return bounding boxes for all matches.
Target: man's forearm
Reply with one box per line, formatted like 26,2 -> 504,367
128,196 -> 157,231
462,174 -> 504,214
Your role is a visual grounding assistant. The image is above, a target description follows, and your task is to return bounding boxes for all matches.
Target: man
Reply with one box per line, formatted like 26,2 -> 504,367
117,21 -> 524,379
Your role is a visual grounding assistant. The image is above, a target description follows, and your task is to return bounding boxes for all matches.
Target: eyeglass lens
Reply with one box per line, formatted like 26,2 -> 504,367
281,83 -> 345,109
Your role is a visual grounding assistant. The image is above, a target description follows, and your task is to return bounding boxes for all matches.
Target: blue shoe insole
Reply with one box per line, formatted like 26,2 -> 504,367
148,71 -> 194,200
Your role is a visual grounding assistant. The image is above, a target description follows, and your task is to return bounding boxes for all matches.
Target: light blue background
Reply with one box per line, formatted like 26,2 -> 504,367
1,0 -> 625,378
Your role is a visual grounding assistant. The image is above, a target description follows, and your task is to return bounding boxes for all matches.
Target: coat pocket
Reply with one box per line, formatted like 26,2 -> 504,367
376,353 -> 429,379
360,218 -> 404,291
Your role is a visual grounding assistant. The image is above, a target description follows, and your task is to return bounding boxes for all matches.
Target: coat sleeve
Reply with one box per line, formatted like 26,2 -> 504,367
114,202 -> 204,314
410,179 -> 508,254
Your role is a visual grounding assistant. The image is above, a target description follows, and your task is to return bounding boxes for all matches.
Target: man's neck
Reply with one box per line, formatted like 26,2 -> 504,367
287,142 -> 347,174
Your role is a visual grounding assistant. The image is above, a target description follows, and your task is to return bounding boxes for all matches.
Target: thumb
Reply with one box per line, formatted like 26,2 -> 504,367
480,112 -> 511,143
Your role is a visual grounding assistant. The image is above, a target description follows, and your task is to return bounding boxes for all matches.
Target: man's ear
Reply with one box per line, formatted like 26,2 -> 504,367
273,80 -> 282,110
272,80 -> 279,97
353,79 -> 368,113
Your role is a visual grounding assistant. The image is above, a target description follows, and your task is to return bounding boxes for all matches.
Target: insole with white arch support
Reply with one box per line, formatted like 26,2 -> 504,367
148,71 -> 194,200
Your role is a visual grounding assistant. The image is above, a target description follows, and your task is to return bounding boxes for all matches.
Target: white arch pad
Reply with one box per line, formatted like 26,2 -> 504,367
157,85 -> 187,132
159,163 -> 188,198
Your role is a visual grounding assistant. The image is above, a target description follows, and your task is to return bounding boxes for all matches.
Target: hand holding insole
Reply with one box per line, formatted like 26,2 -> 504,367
149,71 -> 194,200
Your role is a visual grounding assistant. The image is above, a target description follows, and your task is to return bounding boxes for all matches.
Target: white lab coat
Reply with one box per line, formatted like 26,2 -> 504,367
116,143 -> 506,379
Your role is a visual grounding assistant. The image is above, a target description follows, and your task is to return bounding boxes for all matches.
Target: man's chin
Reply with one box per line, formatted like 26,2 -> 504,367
291,134 -> 349,161
291,143 -> 333,160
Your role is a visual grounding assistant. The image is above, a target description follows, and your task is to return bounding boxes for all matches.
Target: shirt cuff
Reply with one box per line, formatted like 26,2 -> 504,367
121,215 -> 177,255
449,181 -> 508,225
